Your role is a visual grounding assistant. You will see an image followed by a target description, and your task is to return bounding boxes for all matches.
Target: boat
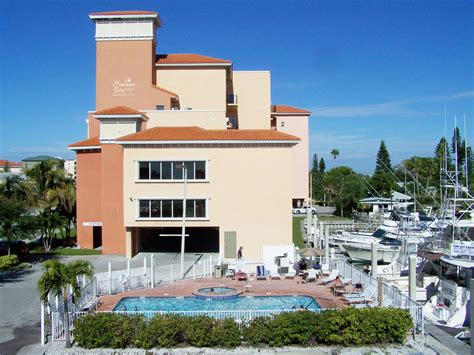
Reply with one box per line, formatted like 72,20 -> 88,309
342,239 -> 401,264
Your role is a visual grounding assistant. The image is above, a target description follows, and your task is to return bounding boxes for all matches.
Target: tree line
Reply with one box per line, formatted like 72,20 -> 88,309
0,159 -> 76,255
311,126 -> 473,217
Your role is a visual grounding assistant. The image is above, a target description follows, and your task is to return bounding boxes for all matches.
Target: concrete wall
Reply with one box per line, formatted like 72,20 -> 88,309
76,150 -> 102,249
96,40 -> 173,110
156,68 -> 227,110
121,145 -> 294,259
275,115 -> 309,201
142,110 -> 227,130
233,71 -> 271,129
101,144 -> 126,254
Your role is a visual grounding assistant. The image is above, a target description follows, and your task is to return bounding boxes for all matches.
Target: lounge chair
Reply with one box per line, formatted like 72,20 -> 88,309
373,297 -> 393,308
256,265 -> 267,280
269,267 -> 281,280
306,269 -> 317,282
319,269 -> 340,284
285,269 -> 297,279
236,271 -> 247,281
344,287 -> 375,304
343,286 -> 373,299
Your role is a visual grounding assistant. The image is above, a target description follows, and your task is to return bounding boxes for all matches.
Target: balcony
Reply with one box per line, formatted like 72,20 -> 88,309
226,94 -> 238,105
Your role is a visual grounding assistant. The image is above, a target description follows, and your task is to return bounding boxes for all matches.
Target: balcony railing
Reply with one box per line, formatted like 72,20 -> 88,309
226,94 -> 238,105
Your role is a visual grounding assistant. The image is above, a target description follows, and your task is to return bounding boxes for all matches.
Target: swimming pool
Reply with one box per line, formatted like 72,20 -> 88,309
114,295 -> 321,312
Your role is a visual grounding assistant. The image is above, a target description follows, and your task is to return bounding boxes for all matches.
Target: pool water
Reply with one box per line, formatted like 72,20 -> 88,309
114,295 -> 321,312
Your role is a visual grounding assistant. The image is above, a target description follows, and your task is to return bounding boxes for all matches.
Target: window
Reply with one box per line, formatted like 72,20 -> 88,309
156,105 -> 165,110
137,199 -> 207,219
137,161 -> 207,181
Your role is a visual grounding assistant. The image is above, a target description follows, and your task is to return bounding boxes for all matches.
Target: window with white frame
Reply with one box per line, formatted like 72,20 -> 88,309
138,161 -> 206,181
138,199 -> 207,219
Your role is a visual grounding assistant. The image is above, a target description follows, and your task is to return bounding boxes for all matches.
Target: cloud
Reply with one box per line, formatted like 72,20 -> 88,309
311,90 -> 474,118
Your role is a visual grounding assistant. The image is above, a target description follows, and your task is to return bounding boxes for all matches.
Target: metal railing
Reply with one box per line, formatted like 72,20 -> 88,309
335,258 -> 424,333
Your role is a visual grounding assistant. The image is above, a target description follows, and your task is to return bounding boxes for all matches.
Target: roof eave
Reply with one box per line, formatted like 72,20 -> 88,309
89,13 -> 162,27
155,63 -> 232,67
68,146 -> 102,151
116,139 -> 300,145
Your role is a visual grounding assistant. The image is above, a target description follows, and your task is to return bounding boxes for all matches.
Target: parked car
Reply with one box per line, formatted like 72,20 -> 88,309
0,240 -> 29,257
292,206 -> 317,215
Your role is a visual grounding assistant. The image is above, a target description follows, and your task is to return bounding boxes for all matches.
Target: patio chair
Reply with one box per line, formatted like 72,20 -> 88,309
285,269 -> 297,279
225,268 -> 235,278
319,269 -> 340,284
306,269 -> 317,282
256,265 -> 267,280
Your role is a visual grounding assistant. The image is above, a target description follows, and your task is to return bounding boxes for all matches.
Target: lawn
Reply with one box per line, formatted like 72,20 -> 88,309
292,216 -> 305,248
52,248 -> 101,256
30,247 -> 101,256
318,215 -> 352,221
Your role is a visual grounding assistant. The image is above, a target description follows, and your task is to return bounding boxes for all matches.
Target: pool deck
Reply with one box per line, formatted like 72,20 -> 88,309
98,275 -> 347,311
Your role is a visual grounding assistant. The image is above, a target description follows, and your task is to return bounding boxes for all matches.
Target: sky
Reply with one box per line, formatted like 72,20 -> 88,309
1,0 -> 473,174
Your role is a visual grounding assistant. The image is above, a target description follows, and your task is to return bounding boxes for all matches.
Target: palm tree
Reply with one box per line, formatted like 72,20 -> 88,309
51,178 -> 76,240
331,148 -> 340,160
37,259 -> 94,348
0,175 -> 30,201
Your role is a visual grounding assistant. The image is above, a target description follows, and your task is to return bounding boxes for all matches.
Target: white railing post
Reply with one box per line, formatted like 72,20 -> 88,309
40,302 -> 45,346
51,312 -> 55,342
170,264 -> 173,283
143,257 -> 147,287
192,262 -> 196,280
108,262 -> 112,295
210,255 -> 213,277
203,261 -> 206,278
150,254 -> 154,288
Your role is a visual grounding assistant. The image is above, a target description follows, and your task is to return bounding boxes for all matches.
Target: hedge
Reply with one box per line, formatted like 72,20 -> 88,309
73,308 -> 413,349
0,254 -> 19,269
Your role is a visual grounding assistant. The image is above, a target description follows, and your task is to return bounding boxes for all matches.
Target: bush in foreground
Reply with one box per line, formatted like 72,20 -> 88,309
73,308 -> 413,349
0,254 -> 19,269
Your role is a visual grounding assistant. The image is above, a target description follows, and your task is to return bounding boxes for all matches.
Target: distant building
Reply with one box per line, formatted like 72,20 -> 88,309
64,160 -> 77,179
22,155 -> 64,170
0,160 -> 23,174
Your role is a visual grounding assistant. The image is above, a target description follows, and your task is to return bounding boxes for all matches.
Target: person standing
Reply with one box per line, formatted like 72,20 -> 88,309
237,246 -> 243,259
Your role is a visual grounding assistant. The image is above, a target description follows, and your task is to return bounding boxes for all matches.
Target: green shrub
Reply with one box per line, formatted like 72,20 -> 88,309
73,313 -> 143,349
183,316 -> 220,347
312,308 -> 413,346
0,254 -> 19,269
135,314 -> 185,349
72,308 -> 413,349
214,318 -> 241,348
267,311 -> 319,347
244,316 -> 273,345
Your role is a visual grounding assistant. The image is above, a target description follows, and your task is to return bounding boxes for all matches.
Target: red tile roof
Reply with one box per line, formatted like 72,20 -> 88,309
0,160 -> 22,168
117,126 -> 299,142
90,11 -> 158,16
271,105 -> 311,114
156,54 -> 231,65
94,106 -> 143,116
68,136 -> 101,148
